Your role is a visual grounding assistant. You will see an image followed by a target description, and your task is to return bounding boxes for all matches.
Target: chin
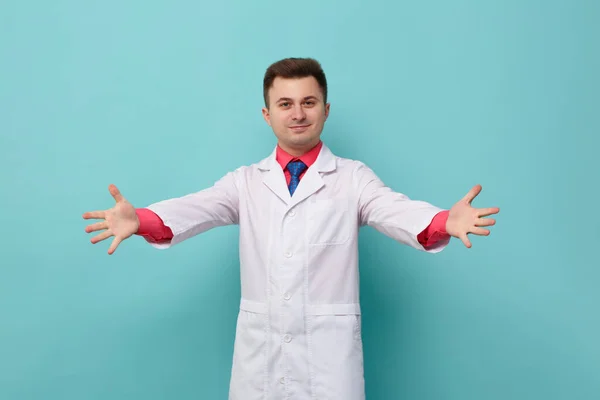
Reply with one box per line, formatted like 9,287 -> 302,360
290,135 -> 315,144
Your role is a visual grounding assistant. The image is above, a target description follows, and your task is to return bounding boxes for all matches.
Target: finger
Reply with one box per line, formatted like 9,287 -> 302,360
476,207 -> 500,217
85,221 -> 108,233
475,218 -> 496,227
460,233 -> 472,248
470,227 -> 490,236
90,230 -> 113,244
82,210 -> 106,220
462,184 -> 482,205
108,236 -> 123,255
109,184 -> 124,203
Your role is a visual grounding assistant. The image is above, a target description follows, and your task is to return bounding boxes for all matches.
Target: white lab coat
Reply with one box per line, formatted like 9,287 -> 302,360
144,143 -> 450,399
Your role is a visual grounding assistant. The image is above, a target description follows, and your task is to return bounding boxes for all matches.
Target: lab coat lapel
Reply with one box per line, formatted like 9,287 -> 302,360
288,144 -> 336,209
259,149 -> 291,205
287,167 -> 323,209
258,144 -> 337,207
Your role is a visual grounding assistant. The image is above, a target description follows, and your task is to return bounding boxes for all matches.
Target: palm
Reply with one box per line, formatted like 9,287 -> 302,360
446,184 -> 499,248
82,184 -> 139,254
105,200 -> 138,237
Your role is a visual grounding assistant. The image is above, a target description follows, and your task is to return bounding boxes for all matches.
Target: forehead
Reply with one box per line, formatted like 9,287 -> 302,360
269,76 -> 323,100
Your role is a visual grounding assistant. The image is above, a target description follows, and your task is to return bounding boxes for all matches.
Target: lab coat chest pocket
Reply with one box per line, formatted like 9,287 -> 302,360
307,198 -> 351,245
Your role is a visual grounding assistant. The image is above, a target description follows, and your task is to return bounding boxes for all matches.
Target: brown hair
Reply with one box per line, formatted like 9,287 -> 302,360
263,57 -> 328,108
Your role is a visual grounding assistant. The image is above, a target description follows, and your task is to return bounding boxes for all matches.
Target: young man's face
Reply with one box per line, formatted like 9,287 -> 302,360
262,76 -> 330,156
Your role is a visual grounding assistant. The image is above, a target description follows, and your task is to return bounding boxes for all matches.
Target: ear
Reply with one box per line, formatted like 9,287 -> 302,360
262,107 -> 271,126
324,103 -> 331,120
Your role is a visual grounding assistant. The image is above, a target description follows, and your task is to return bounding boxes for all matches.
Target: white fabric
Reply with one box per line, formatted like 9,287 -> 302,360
144,144 -> 450,399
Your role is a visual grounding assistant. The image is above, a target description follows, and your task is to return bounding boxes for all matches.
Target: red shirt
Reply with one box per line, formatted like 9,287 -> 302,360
136,141 -> 449,247
277,140 -> 323,185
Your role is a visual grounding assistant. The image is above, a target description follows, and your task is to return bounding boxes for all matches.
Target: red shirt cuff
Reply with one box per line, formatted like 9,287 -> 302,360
135,208 -> 174,243
417,210 -> 450,248
429,210 -> 449,235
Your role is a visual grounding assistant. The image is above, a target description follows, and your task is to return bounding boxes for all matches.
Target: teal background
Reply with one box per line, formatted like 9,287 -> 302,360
1,0 -> 598,398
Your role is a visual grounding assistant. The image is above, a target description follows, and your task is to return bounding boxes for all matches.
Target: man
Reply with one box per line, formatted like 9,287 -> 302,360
83,57 -> 499,399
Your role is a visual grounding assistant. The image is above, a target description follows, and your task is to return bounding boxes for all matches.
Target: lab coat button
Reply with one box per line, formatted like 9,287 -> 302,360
284,251 -> 292,258
283,292 -> 291,300
279,377 -> 285,384
289,210 -> 296,217
284,334 -> 292,343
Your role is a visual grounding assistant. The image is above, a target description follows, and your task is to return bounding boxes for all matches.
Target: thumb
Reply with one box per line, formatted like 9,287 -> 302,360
109,184 -> 124,203
462,184 -> 482,205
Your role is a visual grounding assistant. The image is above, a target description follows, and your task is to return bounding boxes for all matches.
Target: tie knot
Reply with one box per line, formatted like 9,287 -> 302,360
287,160 -> 307,177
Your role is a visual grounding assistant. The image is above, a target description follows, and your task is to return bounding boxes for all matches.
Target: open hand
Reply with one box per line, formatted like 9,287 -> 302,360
82,184 -> 139,255
446,184 -> 499,248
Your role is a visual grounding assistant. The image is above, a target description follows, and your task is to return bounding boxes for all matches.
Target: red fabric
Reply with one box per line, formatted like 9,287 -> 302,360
417,210 -> 449,247
135,208 -> 173,244
276,141 -> 323,185
135,141 -> 450,248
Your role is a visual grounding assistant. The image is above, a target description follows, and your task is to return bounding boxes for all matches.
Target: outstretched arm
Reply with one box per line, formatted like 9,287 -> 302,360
357,163 -> 450,252
138,170 -> 240,249
357,163 -> 499,251
83,170 -> 240,254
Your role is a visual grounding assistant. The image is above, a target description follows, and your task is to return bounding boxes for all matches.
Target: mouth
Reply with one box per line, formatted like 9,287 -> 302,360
289,124 -> 311,133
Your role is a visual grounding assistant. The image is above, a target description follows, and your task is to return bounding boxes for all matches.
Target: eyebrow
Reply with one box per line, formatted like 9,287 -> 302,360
276,96 -> 319,103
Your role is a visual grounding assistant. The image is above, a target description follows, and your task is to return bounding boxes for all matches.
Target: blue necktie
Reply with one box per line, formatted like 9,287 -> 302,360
287,160 -> 307,196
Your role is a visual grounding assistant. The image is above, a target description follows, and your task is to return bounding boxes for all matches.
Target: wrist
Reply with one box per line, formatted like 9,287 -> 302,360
134,208 -> 148,235
445,211 -> 458,238
438,210 -> 449,235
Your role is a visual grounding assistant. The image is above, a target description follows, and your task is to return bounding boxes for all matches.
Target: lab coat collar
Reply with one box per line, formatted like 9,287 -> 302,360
258,142 -> 337,206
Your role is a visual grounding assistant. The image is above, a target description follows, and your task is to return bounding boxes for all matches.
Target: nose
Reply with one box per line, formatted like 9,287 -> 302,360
291,105 -> 306,121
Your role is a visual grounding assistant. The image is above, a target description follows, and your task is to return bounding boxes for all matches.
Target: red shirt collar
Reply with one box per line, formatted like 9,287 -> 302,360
276,141 -> 323,170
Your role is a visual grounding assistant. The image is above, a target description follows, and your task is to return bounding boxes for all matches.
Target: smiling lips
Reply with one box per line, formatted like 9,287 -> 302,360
290,124 -> 311,133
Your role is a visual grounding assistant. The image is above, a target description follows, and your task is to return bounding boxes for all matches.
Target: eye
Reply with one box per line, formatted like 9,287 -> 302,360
279,102 -> 290,108
304,101 -> 315,106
